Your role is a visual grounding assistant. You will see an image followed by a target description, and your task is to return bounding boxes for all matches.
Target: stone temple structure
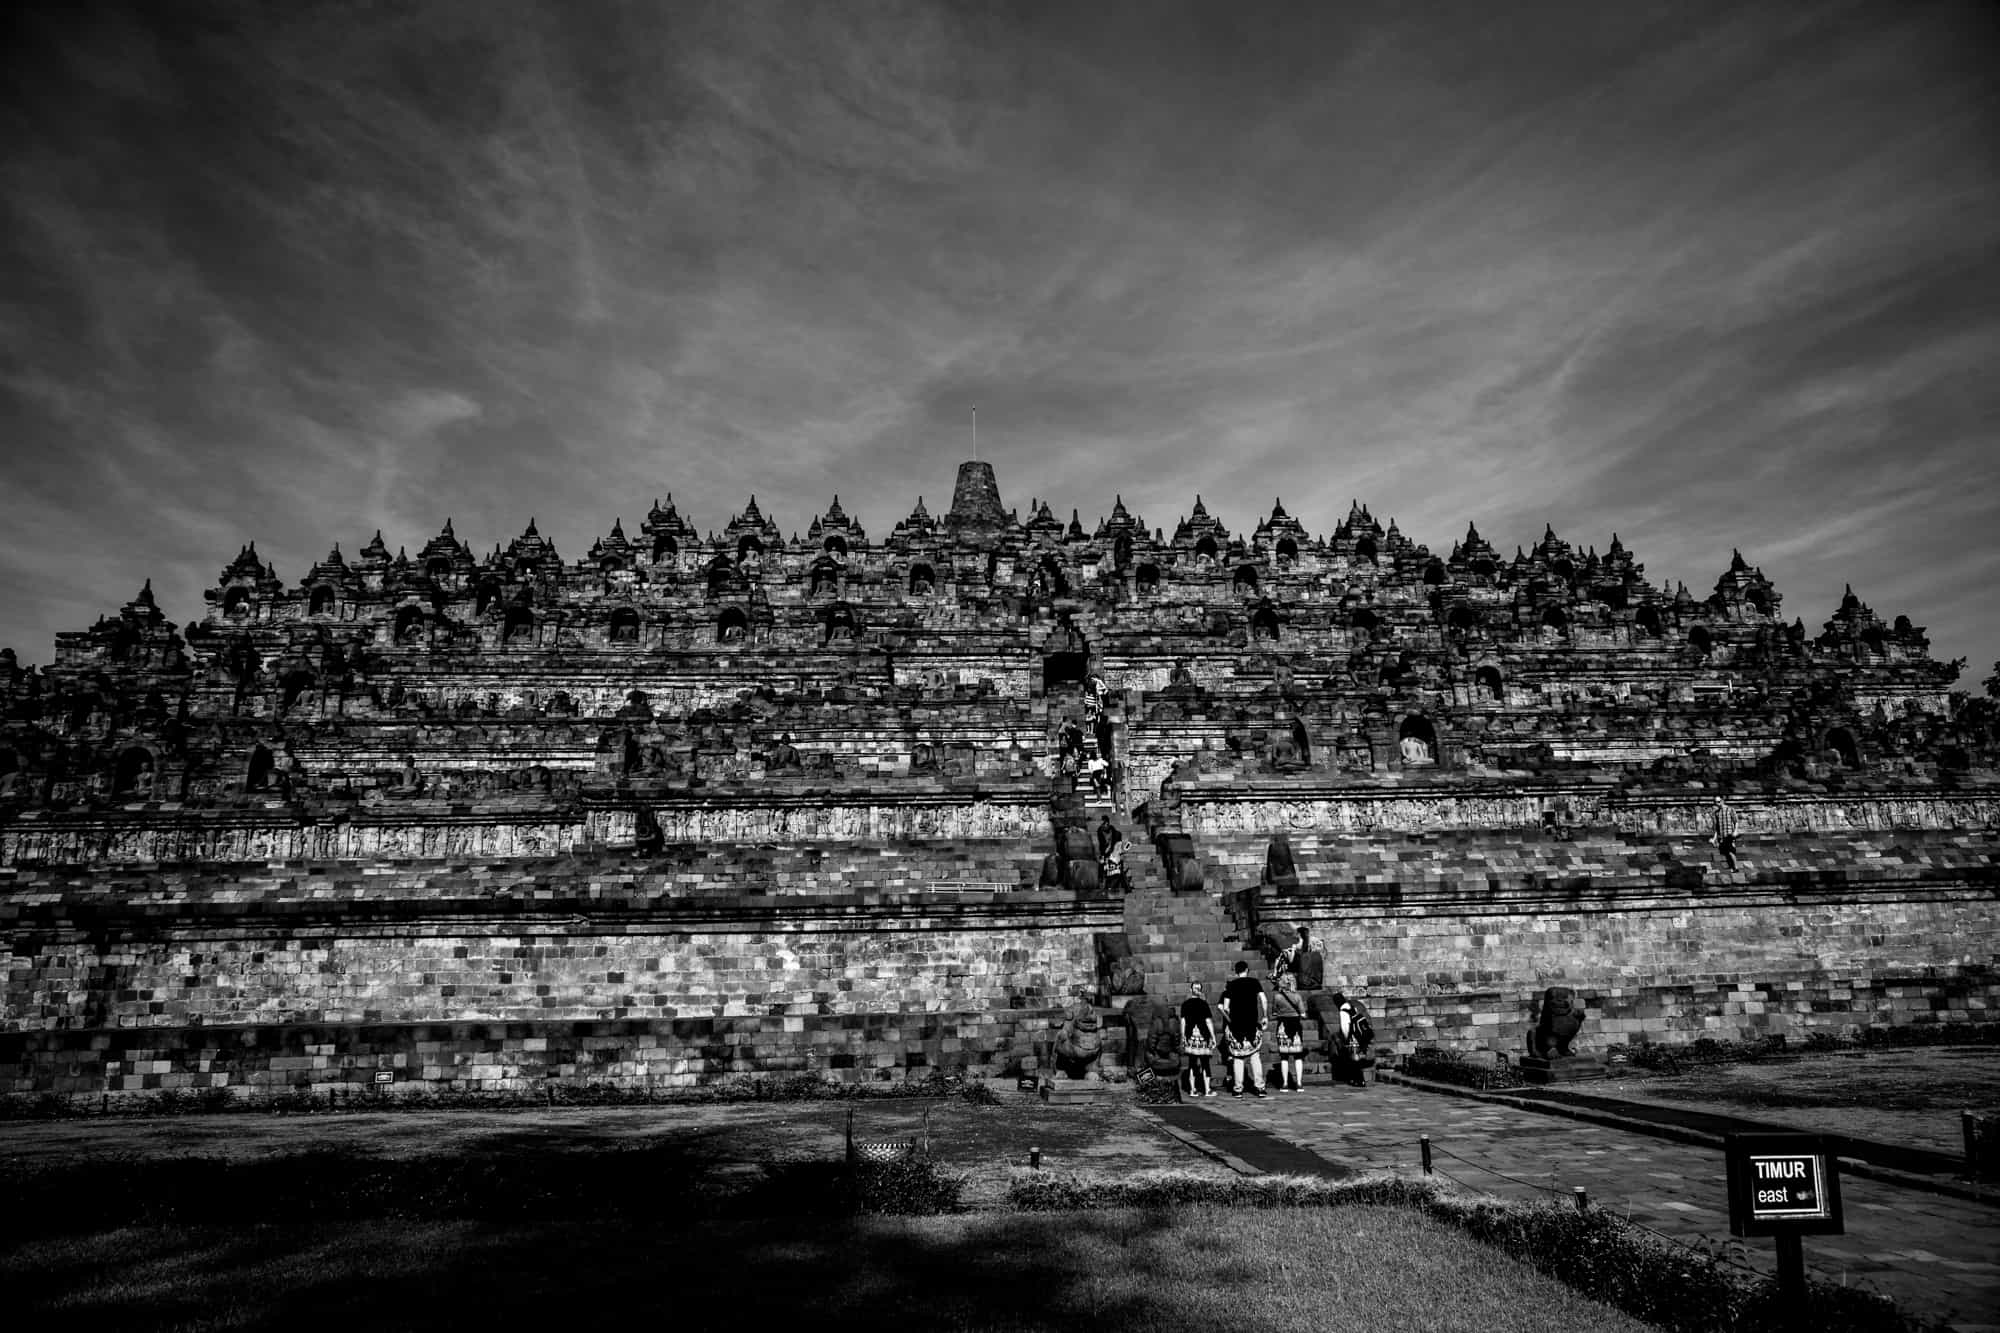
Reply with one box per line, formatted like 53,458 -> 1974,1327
2,461 -> 1995,1099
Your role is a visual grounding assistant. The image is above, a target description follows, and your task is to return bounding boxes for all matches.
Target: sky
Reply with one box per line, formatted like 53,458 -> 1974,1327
2,0 -> 1995,681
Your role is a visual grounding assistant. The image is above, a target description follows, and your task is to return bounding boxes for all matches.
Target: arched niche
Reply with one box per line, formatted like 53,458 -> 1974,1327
502,607 -> 535,644
1824,727 -> 1860,769
909,563 -> 936,595
1688,625 -> 1713,657
737,534 -> 764,559
308,586 -> 337,616
1635,605 -> 1664,637
1135,562 -> 1161,595
1860,626 -> 1887,654
808,556 -> 842,598
426,557 -> 452,583
821,601 -> 860,644
279,669 -> 314,711
716,606 -> 748,643
1446,605 -> 1479,633
1541,605 -> 1569,632
474,583 -> 500,616
113,746 -> 155,794
223,588 -> 252,618
1423,559 -> 1446,586
609,607 -> 641,643
1475,665 -> 1504,701
1354,536 -> 1378,565
653,534 -> 678,562
823,534 -> 848,557
1114,534 -> 1134,569
706,556 -> 736,598
1471,556 -> 1497,580
1250,601 -> 1280,641
1038,554 -> 1069,597
1550,557 -> 1575,582
1397,715 -> 1437,765
1746,587 -> 1771,615
1348,606 -> 1380,632
1599,585 -> 1628,611
600,555 -> 627,575
1192,535 -> 1219,564
1233,565 -> 1260,594
245,744 -> 275,792
1276,537 -> 1299,564
393,606 -> 426,644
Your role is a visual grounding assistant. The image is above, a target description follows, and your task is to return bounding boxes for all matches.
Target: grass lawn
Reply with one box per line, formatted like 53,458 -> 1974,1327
5,1206 -> 1653,1332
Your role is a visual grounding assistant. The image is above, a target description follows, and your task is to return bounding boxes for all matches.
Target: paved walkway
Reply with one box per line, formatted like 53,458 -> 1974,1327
1141,1079 -> 2000,1332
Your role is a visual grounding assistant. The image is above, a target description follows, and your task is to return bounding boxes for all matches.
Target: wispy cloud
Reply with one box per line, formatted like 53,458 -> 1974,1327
0,0 -> 1993,677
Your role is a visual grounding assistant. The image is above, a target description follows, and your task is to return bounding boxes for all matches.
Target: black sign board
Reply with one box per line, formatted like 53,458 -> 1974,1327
1725,1133 -> 1844,1237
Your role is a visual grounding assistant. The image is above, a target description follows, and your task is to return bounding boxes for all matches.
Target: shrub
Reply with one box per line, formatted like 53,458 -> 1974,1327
754,1157 -> 965,1217
1856,1021 -> 2000,1049
0,1067 -> 1002,1121
1623,1034 -> 1790,1074
1008,1169 -> 1431,1212
1402,1047 -> 1527,1090
1431,1195 -> 1935,1333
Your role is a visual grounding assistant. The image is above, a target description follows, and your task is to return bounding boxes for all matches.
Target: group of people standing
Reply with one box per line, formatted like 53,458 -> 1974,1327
1172,926 -> 1373,1098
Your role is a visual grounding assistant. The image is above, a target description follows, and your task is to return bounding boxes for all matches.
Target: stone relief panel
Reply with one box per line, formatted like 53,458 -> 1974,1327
1180,793 -> 2000,837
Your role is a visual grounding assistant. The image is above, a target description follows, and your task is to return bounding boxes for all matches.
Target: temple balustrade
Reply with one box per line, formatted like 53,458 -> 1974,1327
1177,785 -> 2000,844
0,784 -> 1059,867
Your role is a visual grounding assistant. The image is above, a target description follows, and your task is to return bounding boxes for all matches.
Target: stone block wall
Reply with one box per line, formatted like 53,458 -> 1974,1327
1220,826 -> 2000,1054
0,848 -> 1117,1097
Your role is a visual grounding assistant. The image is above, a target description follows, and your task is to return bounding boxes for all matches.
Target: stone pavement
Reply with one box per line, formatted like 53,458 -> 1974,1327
1141,1078 -> 2000,1332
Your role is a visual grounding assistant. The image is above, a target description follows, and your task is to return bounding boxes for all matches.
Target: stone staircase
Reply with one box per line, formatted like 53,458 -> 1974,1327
1118,875 -> 1255,1001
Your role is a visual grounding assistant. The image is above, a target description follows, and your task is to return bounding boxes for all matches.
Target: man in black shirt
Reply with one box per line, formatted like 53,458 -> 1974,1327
1219,961 -> 1268,1097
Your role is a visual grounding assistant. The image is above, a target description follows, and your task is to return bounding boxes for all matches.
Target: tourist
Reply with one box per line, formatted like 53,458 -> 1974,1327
1085,752 -> 1111,797
1058,718 -> 1086,774
1101,834 -> 1130,892
1220,961 -> 1268,1097
1271,974 -> 1306,1092
1326,991 -> 1367,1089
1271,924 -> 1321,988
1096,813 -> 1120,859
1710,796 -> 1739,870
1179,981 -> 1215,1098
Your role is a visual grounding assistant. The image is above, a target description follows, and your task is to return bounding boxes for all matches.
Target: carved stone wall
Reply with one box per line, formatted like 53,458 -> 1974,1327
1181,791 -> 2000,838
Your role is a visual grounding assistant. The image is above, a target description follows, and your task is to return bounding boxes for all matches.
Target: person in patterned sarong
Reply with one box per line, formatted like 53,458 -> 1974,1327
1179,981 -> 1215,1098
1220,962 -> 1268,1098
1270,974 -> 1306,1092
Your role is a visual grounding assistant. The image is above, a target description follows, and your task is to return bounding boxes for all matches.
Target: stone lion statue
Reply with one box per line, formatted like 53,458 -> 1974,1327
1526,986 -> 1584,1058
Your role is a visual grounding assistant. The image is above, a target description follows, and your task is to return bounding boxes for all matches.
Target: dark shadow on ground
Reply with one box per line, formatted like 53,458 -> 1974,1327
3,1212 -> 1251,1332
